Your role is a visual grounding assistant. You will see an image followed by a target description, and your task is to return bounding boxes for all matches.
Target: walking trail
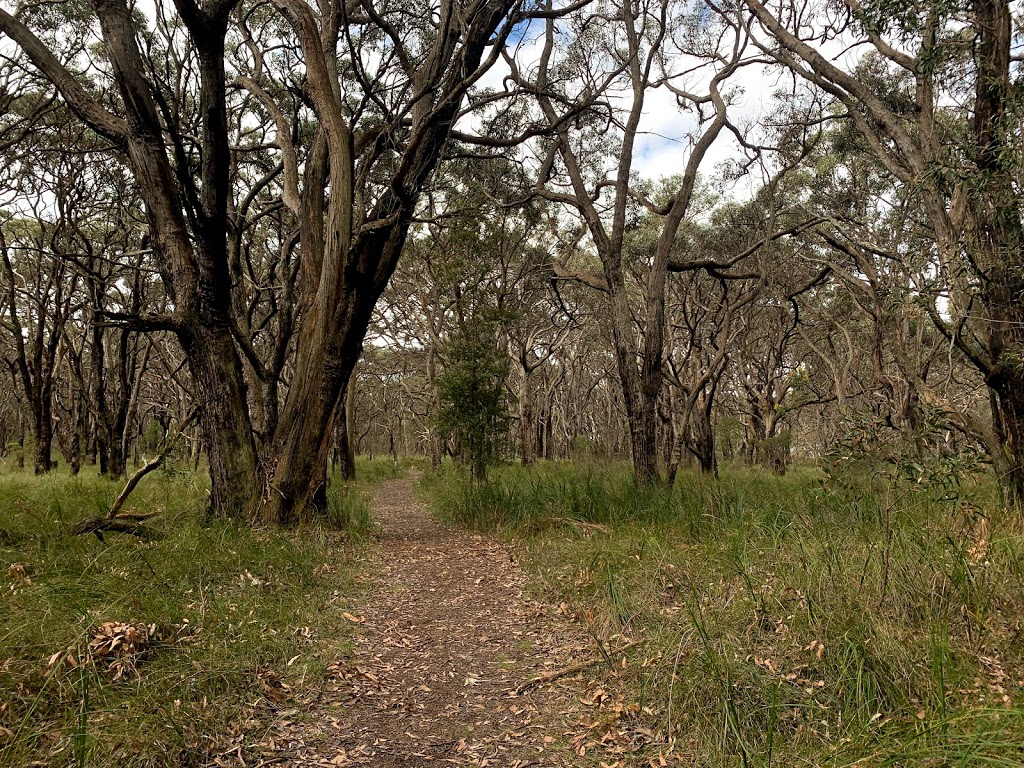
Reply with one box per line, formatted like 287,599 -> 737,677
261,474 -> 643,768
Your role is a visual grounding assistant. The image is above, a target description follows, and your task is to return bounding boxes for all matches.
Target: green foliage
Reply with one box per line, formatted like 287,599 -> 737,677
717,416 -> 745,461
851,0 -> 968,43
435,317 -> 509,481
761,430 -> 793,475
0,467 -> 366,766
138,419 -> 165,456
570,434 -> 597,461
427,460 -> 1024,766
824,405 -> 989,502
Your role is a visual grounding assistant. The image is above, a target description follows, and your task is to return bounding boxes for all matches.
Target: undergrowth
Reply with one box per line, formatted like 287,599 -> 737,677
0,459 -> 382,767
427,461 -> 1024,766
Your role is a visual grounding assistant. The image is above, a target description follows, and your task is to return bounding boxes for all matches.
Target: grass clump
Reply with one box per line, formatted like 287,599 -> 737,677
428,460 -> 1024,766
0,464 -> 368,767
349,455 -> 429,487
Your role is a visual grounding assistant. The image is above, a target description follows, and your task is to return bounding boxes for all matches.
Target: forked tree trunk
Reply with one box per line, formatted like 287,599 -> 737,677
264,360 -> 352,524
261,224 -> 401,523
257,0 -> 516,525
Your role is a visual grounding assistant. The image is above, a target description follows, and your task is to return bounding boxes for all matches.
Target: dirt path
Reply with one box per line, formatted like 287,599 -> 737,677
269,474 -> 619,768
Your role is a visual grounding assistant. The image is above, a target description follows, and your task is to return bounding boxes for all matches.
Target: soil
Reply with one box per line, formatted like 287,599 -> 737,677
261,473 -> 628,768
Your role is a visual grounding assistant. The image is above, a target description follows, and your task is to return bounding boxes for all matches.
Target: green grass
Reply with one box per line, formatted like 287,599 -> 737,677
0,459 -> 382,767
427,460 -> 1024,766
350,454 -> 430,486
324,454 -> 429,531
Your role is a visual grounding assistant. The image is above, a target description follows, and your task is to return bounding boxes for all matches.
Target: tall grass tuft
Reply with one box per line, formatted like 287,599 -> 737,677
428,460 -> 1024,766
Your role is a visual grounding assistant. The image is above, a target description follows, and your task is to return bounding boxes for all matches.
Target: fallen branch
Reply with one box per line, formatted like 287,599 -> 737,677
73,409 -> 199,540
70,512 -> 160,539
514,641 -> 637,695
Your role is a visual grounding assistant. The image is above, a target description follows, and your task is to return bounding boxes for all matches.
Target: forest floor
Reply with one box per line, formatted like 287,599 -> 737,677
260,473 -> 639,768
10,460 -> 1020,766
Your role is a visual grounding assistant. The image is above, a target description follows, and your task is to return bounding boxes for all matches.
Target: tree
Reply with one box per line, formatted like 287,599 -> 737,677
436,316 -> 509,481
0,221 -> 77,473
1,0 -> 260,513
516,0 -> 762,484
743,0 -> 1024,505
0,0 -> 575,521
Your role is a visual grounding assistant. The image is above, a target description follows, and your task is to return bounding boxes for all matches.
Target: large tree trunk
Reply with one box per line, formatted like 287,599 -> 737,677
263,355 -> 352,525
105,424 -> 127,478
606,286 -> 660,484
335,380 -> 357,482
972,0 -> 1024,508
987,322 -> 1024,508
184,322 -> 259,518
260,214 -> 403,524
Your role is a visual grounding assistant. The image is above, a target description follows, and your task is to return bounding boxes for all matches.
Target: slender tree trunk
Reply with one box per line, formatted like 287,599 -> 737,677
69,391 -> 85,475
33,395 -> 53,474
518,364 -> 535,466
16,413 -> 25,469
748,407 -> 767,466
692,408 -> 718,477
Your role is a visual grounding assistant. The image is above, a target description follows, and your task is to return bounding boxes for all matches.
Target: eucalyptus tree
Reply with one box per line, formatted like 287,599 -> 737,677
0,109 -> 109,473
224,0 -> 591,522
0,219 -> 78,473
768,97 -> 994,476
743,0 -> 1024,504
695,186 -> 831,472
1,0 -> 263,512
1,0 -> 584,520
510,0 -> 765,483
371,154 -> 569,468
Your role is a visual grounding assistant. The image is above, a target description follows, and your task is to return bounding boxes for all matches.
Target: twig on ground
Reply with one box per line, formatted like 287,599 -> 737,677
514,641 -> 637,695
